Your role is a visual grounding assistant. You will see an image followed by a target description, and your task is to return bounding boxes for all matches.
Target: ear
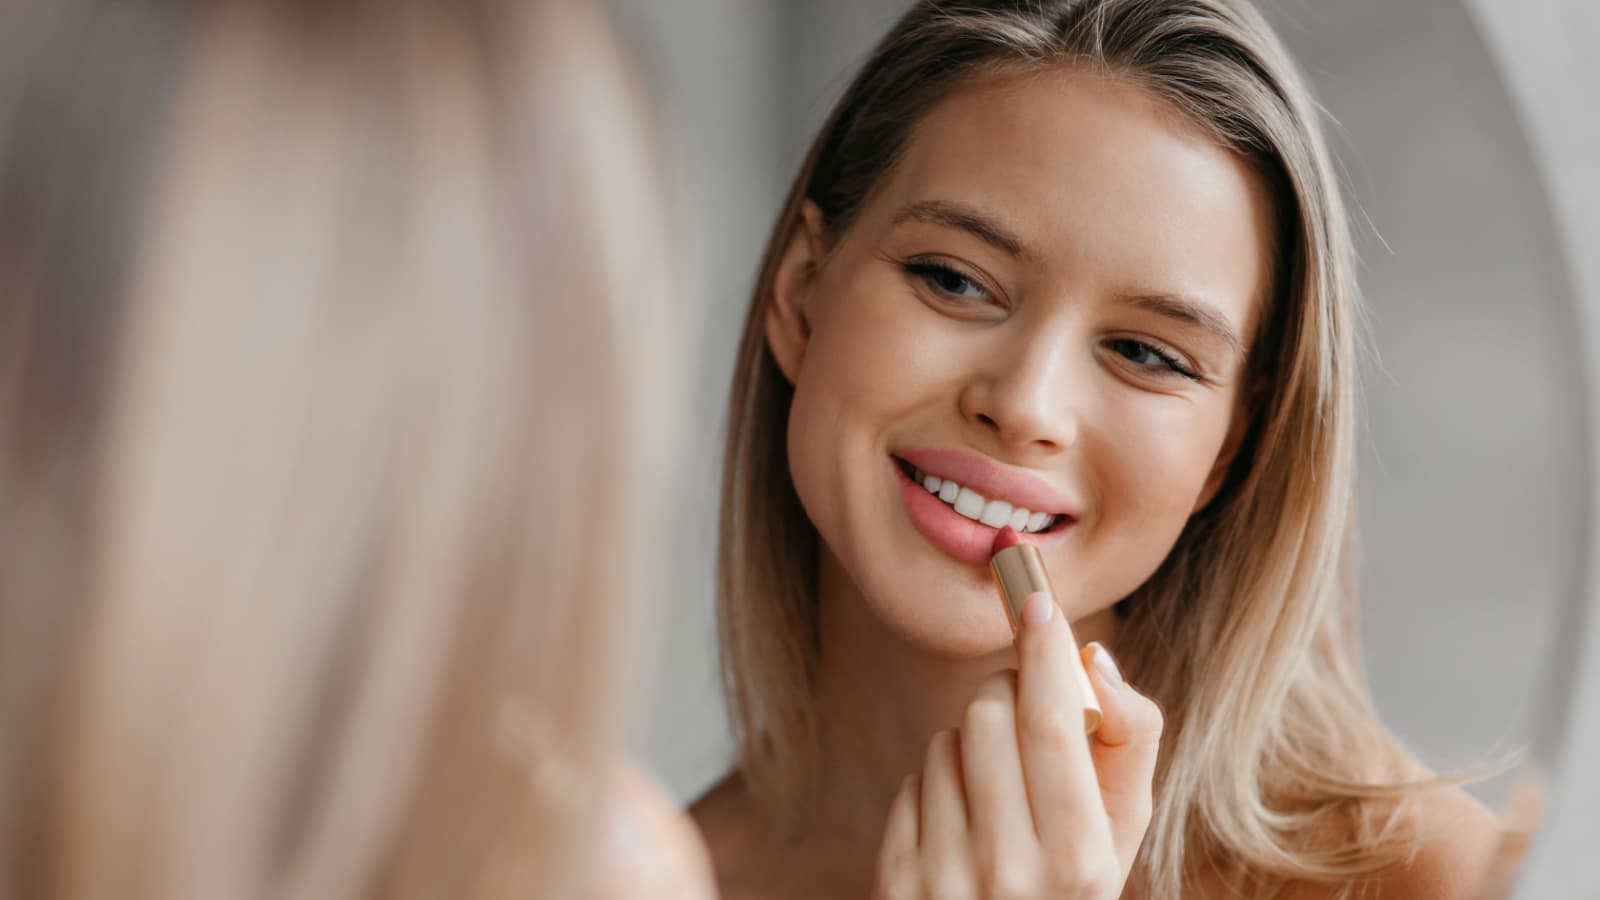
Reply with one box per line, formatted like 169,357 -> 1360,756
765,199 -> 829,385
1193,383 -> 1259,513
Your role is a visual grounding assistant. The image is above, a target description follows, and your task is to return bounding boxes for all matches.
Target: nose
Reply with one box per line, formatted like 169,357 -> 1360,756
958,325 -> 1080,453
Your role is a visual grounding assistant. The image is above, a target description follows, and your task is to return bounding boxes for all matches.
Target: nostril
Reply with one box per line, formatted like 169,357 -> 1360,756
976,413 -> 999,430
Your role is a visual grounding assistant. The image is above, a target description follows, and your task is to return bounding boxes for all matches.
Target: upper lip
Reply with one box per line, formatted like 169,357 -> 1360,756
895,447 -> 1079,519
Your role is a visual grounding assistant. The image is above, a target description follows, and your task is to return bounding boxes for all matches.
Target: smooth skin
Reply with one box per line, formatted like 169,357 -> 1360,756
694,67 -> 1503,900
873,593 -> 1161,899
585,762 -> 718,900
698,66 -> 1256,900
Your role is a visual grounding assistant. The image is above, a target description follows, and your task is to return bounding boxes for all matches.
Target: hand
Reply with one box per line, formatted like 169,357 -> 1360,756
872,592 -> 1164,899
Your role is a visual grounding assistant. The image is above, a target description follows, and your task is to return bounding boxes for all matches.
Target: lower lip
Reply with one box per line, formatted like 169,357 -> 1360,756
894,458 -> 1069,567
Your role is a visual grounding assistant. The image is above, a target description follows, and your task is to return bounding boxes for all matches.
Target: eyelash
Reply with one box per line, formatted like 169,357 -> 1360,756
900,258 -> 1200,381
1105,338 -> 1199,380
901,259 -> 995,305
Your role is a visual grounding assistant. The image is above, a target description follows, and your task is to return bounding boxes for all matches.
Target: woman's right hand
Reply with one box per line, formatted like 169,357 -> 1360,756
872,592 -> 1164,899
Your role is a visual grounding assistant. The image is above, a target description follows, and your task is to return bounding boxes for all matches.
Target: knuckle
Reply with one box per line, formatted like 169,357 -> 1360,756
978,668 -> 1019,700
878,870 -> 919,900
884,845 -> 918,873
925,862 -> 976,900
1044,856 -> 1117,896
1140,695 -> 1166,737
1081,867 -> 1118,896
962,693 -> 1011,734
984,860 -> 1041,900
1018,705 -> 1077,752
875,849 -> 920,900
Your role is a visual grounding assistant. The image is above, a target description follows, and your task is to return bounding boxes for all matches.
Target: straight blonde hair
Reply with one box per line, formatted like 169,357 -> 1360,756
717,1 -> 1440,896
0,1 -> 662,898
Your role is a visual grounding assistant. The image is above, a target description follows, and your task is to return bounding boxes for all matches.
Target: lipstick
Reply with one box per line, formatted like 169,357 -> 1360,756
989,527 -> 1102,734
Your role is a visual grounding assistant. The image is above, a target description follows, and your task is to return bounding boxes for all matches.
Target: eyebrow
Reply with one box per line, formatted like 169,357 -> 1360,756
894,199 -> 1247,358
891,200 -> 1027,259
1121,292 -> 1246,358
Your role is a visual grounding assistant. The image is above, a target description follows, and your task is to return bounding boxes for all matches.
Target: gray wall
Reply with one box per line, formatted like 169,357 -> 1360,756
1463,0 -> 1600,895
1263,0 -> 1584,796
609,0 -> 783,804
616,0 -> 1598,892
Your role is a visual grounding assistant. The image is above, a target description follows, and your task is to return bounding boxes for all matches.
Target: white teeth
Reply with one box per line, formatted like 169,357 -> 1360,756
912,463 -> 1060,533
979,499 -> 1013,528
954,487 -> 985,519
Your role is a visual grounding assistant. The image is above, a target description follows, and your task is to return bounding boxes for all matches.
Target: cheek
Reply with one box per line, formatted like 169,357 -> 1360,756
1076,396 -> 1234,596
1104,406 -> 1224,519
804,276 -> 960,399
787,262 -> 967,443
783,268 -> 929,529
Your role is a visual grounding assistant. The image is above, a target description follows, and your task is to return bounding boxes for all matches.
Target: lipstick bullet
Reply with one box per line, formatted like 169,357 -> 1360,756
989,527 -> 1102,734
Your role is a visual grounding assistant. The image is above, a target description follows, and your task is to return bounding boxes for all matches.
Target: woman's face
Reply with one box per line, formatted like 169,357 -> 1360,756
768,68 -> 1275,657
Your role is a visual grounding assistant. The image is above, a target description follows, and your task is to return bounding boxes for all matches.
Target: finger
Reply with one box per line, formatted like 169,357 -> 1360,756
919,729 -> 975,893
873,774 -> 921,900
958,671 -> 1037,873
1013,593 -> 1114,856
919,727 -> 968,836
1082,642 -> 1163,869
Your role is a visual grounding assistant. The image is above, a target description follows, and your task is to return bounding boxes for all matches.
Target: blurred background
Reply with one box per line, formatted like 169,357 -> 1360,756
611,0 -> 1599,890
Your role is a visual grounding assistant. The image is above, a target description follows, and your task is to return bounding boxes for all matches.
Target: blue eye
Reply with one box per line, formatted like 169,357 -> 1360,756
1107,338 -> 1197,380
904,261 -> 991,303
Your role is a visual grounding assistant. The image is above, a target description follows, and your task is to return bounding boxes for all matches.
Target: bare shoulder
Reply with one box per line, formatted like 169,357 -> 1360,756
1286,787 -> 1510,900
690,771 -> 780,900
1372,787 -> 1512,899
689,769 -> 758,854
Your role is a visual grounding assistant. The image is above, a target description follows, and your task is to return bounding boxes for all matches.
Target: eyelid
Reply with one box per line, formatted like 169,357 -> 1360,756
903,254 -> 1007,307
1107,335 -> 1203,381
1145,338 -> 1196,376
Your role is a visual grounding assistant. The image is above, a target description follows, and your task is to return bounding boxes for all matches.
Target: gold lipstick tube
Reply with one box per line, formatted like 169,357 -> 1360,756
990,543 -> 1102,734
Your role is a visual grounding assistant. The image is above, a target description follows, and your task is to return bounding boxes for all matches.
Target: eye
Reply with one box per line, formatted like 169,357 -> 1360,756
1105,338 -> 1198,380
903,260 -> 993,304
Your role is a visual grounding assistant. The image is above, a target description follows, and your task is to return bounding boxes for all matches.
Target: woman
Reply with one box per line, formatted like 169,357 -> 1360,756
693,1 -> 1506,897
0,0 -> 710,897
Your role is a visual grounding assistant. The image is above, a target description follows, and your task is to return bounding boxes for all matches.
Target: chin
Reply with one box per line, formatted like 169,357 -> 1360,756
889,609 -> 1015,659
859,565 -> 1018,660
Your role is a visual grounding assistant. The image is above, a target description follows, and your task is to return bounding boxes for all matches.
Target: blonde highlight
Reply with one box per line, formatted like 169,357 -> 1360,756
0,1 -> 660,897
717,1 -> 1451,895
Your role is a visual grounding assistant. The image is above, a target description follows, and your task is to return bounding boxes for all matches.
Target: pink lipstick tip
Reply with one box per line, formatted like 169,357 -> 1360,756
991,526 -> 1025,556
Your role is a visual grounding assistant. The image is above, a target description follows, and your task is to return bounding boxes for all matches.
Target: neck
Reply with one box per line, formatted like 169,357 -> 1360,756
790,546 -> 1118,890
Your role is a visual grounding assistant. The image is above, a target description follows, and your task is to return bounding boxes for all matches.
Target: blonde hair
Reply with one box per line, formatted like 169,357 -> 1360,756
0,1 -> 661,898
718,1 -> 1439,896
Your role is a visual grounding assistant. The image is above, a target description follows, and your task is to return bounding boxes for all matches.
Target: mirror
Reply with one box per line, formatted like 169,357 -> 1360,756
1264,0 -> 1581,810
1458,0 -> 1600,895
618,0 -> 1595,893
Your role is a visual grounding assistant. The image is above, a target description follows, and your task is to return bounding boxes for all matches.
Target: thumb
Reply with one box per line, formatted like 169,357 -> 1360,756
1081,642 -> 1163,868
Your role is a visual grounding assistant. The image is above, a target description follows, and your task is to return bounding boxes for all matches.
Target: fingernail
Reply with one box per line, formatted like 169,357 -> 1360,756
1020,591 -> 1053,626
1089,642 -> 1124,687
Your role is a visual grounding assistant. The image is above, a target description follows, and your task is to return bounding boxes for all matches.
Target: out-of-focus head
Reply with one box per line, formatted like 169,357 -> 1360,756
0,1 -> 692,898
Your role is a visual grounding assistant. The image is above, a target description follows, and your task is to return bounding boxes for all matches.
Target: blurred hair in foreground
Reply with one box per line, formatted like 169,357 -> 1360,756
0,0 -> 669,897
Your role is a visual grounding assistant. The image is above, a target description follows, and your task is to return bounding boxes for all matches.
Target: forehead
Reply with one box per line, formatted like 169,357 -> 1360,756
868,67 -> 1278,343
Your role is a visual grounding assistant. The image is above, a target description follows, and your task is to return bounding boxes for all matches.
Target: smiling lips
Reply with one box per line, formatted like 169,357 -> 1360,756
893,448 -> 1076,566
905,463 -> 1059,533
